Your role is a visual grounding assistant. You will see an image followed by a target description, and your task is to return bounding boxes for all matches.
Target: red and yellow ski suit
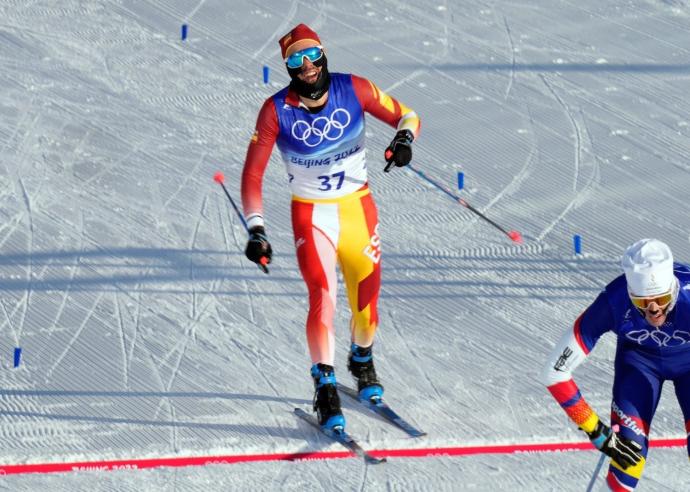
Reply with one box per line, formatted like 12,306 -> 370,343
241,73 -> 419,365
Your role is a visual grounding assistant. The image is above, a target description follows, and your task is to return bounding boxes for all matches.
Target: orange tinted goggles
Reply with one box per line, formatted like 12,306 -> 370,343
629,292 -> 673,310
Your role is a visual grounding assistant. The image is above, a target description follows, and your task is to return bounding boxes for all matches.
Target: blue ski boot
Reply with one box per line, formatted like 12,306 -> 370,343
311,363 -> 345,431
347,343 -> 384,402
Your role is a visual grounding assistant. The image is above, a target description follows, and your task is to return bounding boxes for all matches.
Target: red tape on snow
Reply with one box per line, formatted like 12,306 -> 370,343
0,438 -> 685,476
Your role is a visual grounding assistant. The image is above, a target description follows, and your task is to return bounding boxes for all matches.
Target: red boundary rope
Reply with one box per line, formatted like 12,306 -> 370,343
0,438 -> 685,476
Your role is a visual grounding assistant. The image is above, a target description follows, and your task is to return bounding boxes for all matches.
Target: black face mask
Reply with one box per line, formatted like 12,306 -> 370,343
287,54 -> 330,101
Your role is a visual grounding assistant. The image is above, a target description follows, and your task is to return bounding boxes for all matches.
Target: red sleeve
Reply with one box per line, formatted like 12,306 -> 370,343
240,98 -> 279,229
350,75 -> 420,138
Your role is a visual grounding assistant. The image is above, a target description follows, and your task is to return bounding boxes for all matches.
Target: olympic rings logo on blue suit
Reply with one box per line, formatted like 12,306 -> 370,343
291,108 -> 352,147
626,329 -> 690,347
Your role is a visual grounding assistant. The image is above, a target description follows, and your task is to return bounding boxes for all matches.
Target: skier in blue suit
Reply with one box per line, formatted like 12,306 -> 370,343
542,238 -> 690,490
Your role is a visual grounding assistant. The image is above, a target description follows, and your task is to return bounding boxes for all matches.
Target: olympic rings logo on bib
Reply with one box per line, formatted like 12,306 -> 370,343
291,108 -> 351,147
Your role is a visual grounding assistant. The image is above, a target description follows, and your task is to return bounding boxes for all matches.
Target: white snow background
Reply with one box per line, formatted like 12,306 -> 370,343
1,0 -> 690,490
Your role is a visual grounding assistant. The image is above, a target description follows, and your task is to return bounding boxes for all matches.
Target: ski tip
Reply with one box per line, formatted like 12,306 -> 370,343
508,230 -> 523,244
213,171 -> 225,184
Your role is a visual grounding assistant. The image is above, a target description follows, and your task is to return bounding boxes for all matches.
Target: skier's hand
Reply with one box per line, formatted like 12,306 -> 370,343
384,129 -> 414,172
245,226 -> 272,266
587,421 -> 643,469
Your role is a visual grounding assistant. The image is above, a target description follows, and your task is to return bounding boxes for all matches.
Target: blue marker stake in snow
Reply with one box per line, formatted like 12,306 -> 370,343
13,347 -> 21,368
263,65 -> 270,84
574,234 -> 582,254
457,171 -> 464,191
181,24 -> 188,41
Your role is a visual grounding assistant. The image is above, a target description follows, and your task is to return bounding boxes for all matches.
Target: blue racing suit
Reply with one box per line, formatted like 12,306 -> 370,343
542,263 -> 690,490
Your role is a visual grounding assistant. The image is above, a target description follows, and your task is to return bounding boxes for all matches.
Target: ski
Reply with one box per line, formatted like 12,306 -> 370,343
293,408 -> 386,465
338,384 -> 427,438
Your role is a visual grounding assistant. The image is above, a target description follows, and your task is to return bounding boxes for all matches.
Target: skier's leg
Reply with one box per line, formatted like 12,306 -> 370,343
337,190 -> 381,348
336,190 -> 383,398
291,199 -> 339,366
292,199 -> 346,429
310,362 -> 345,429
606,350 -> 662,490
672,366 -> 690,462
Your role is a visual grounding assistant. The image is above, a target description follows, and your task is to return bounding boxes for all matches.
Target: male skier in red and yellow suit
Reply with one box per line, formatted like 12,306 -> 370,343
240,24 -> 420,430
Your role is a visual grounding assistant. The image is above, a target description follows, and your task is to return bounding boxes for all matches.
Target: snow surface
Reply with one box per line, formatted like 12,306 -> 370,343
1,0 -> 690,490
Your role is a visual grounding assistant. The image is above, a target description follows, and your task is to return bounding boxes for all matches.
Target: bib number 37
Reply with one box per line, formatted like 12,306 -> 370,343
317,171 -> 345,191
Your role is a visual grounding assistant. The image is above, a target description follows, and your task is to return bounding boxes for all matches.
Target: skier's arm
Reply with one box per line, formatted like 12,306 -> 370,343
542,293 -> 644,470
540,317 -> 599,433
241,98 -> 279,230
540,292 -> 613,433
351,75 -> 420,138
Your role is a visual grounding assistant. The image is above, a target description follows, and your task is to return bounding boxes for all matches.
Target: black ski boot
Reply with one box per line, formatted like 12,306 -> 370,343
311,363 -> 345,430
347,343 -> 384,401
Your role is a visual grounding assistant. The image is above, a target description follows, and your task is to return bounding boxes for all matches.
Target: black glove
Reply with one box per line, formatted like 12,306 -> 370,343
245,226 -> 272,265
384,129 -> 414,172
587,421 -> 643,469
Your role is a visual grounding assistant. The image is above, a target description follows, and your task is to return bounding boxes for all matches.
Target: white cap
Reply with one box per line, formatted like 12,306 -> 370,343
621,239 -> 674,297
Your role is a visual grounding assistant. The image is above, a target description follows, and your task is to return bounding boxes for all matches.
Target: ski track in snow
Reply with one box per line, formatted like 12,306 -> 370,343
114,289 -> 130,389
44,212 -> 85,339
539,75 -> 582,194
183,0 -> 207,23
46,291 -> 105,380
15,177 -> 34,346
4,110 -> 41,349
249,0 -> 298,61
535,74 -> 601,242
500,12 -> 517,101
386,306 -> 445,404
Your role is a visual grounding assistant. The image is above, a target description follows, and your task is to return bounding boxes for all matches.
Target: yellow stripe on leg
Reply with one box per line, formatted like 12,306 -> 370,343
610,455 -> 646,480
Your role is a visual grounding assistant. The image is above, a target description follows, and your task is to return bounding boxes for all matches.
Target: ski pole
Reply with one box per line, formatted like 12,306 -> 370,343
586,423 -> 618,492
407,164 -> 523,244
213,171 -> 269,274
586,453 -> 606,492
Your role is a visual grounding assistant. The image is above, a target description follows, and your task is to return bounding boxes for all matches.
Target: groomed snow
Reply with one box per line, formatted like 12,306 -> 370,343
1,0 -> 689,490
